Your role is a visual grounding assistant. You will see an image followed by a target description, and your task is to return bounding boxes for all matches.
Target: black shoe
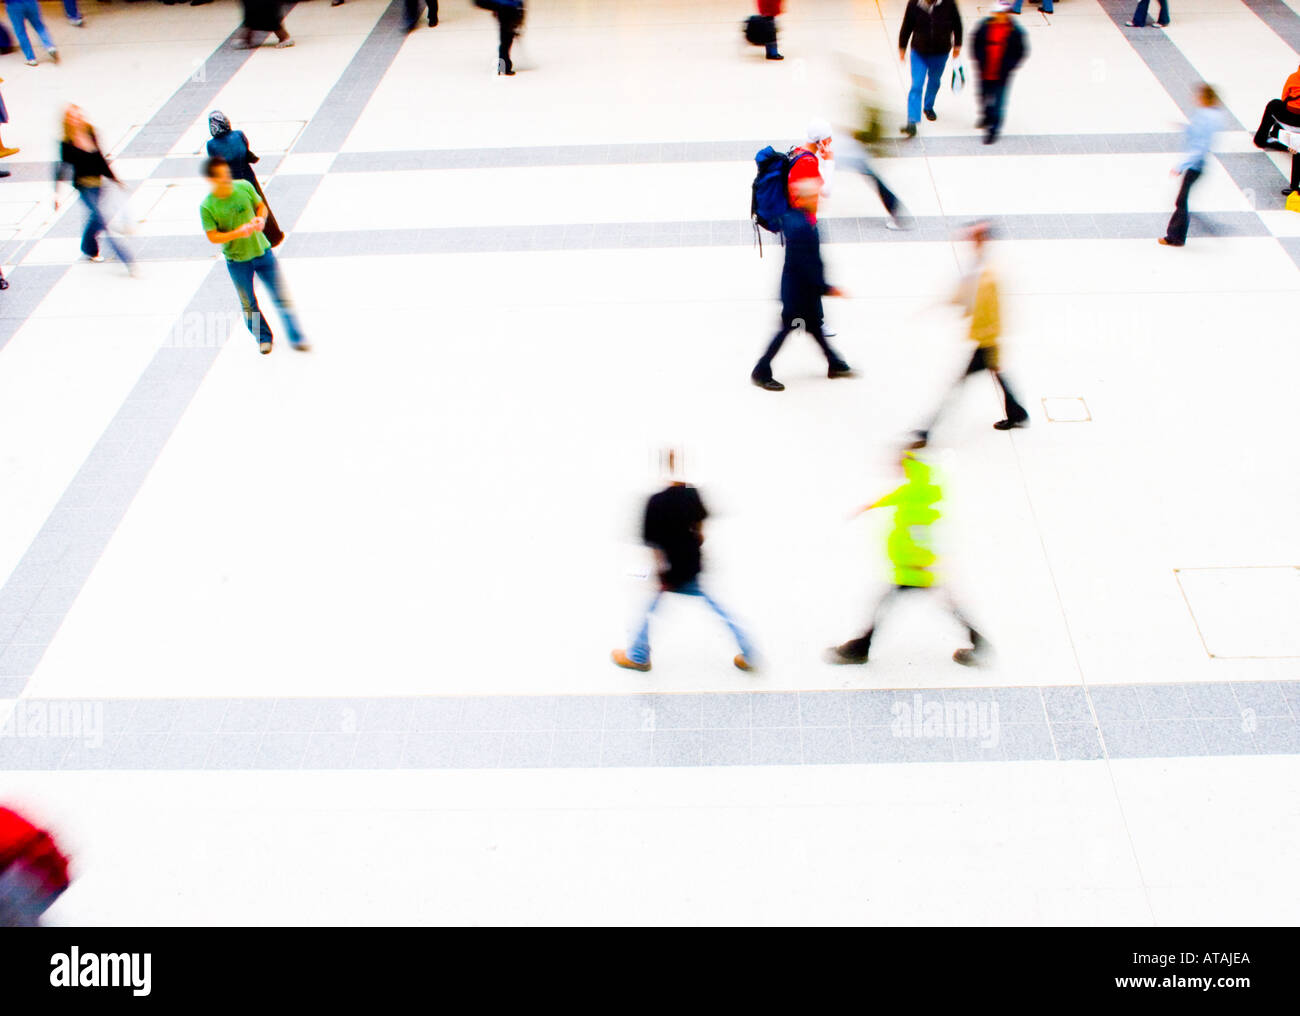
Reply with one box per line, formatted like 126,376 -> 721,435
428,17 -> 437,25
1264,140 -> 1290,152
0,276 -> 8,290
827,365 -> 855,379
983,133 -> 997,145
751,376 -> 785,392
1284,188 -> 1298,196
825,644 -> 868,665
0,169 -> 9,178
766,52 -> 784,60
924,109 -> 936,122
993,417 -> 1028,431
900,123 -> 916,138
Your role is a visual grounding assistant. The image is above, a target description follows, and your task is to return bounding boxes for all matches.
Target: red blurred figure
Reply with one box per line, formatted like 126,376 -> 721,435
0,807 -> 70,926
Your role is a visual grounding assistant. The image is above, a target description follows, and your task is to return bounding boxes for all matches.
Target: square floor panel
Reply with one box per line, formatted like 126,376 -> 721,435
1176,568 -> 1300,659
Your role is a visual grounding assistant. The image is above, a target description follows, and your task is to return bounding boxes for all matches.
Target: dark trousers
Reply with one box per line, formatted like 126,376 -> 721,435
1164,166 -> 1201,246
918,344 -> 1027,437
752,312 -> 848,381
837,584 -> 981,660
1253,98 -> 1300,148
1131,0 -> 1169,26
402,0 -> 436,29
496,6 -> 522,72
978,77 -> 1009,138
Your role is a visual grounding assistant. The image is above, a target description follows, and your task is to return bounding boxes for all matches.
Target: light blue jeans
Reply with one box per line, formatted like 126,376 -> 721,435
627,579 -> 753,665
76,186 -> 132,264
225,250 -> 305,347
5,0 -> 55,62
907,49 -> 949,125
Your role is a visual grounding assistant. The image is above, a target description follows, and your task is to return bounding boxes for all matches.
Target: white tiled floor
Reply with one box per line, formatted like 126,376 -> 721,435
0,0 -> 1298,925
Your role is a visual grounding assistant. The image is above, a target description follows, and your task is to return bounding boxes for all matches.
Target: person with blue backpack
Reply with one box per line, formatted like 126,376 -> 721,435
750,173 -> 853,392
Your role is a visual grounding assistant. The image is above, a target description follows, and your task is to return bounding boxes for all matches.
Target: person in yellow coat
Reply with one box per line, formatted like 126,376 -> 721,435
911,221 -> 1028,448
826,450 -> 988,666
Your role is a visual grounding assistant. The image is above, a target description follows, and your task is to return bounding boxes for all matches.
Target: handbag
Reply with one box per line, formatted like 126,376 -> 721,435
951,63 -> 966,94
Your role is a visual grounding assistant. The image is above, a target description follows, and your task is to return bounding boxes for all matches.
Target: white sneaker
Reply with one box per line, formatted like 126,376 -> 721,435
275,38 -> 295,48
82,254 -> 104,263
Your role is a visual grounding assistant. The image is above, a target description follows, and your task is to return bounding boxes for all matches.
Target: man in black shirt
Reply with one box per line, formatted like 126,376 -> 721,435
612,451 -> 755,672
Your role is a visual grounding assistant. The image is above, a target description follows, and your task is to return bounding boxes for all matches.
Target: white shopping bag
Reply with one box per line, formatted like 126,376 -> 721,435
101,185 -> 143,236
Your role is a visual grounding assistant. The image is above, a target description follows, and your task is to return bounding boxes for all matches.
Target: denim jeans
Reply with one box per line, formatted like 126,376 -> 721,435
76,186 -> 132,264
1131,0 -> 1169,26
63,0 -> 80,21
225,250 -> 305,346
907,49 -> 949,125
627,579 -> 753,665
5,0 -> 55,61
1010,0 -> 1053,13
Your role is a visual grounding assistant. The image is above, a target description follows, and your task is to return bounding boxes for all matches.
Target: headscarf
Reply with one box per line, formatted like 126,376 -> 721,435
208,111 -> 232,138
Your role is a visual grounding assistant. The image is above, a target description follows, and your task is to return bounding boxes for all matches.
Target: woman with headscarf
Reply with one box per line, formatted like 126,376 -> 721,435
53,104 -> 133,272
205,110 -> 283,248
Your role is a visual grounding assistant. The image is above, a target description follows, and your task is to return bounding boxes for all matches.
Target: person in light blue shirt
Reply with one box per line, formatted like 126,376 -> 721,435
1160,84 -> 1223,248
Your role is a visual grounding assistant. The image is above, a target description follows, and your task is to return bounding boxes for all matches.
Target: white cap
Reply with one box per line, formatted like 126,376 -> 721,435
805,118 -> 832,144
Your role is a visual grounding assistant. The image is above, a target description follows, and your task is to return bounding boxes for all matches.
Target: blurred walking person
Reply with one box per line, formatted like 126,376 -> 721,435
200,156 -> 308,354
54,105 -> 134,272
0,807 -> 71,927
971,1 -> 1026,144
910,221 -> 1027,446
751,175 -> 853,391
898,0 -> 962,138
5,0 -> 59,66
826,449 -> 990,667
234,0 -> 293,49
475,0 -> 524,76
1126,0 -> 1169,28
1160,84 -> 1224,248
206,110 -> 283,248
754,0 -> 783,61
612,450 -> 755,673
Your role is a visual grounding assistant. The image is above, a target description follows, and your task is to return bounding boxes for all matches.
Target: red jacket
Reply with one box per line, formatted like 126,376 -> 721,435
0,808 -> 71,897
757,0 -> 783,16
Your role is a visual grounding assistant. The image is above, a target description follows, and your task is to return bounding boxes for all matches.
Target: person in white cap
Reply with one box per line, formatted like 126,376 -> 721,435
786,119 -> 835,206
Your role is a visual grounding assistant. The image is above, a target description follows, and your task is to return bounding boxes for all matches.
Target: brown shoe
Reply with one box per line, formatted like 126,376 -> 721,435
733,655 -> 754,672
611,649 -> 650,672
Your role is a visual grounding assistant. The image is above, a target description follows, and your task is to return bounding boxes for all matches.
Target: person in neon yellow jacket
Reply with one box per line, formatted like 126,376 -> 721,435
826,450 -> 989,666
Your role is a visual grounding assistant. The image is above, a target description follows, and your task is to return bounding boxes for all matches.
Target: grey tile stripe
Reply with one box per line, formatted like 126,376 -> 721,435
294,0 -> 409,154
139,132 -> 1190,180
23,210 -> 1274,265
1,682 -> 1296,770
1241,0 -> 1300,49
0,265 -> 71,352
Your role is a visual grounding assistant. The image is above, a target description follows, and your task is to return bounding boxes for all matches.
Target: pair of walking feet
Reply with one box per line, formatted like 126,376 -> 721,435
751,364 -> 854,392
611,650 -> 753,673
825,632 -> 990,667
906,416 -> 1029,449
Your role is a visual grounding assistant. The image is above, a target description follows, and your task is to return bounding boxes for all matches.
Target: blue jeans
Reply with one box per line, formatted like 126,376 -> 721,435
225,250 -> 305,347
6,0 -> 55,61
1010,0 -> 1053,13
1131,0 -> 1169,25
63,0 -> 81,21
907,49 -> 949,125
627,579 -> 753,665
76,186 -> 131,264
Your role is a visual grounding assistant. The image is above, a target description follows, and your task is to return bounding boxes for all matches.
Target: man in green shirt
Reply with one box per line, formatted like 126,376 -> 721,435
200,156 -> 308,354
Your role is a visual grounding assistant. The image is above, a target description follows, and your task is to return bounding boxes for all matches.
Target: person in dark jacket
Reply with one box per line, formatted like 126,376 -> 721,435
971,2 -> 1026,145
751,178 -> 853,391
898,0 -> 963,138
612,449 -> 755,673
234,0 -> 293,49
206,111 -> 283,248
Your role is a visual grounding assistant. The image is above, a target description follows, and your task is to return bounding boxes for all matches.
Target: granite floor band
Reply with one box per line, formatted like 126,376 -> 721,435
0,681 -> 1297,771
1242,0 -> 1300,50
30,208 -> 1275,262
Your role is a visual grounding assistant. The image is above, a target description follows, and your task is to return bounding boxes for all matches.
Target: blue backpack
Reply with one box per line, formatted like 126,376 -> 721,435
751,146 -> 814,256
